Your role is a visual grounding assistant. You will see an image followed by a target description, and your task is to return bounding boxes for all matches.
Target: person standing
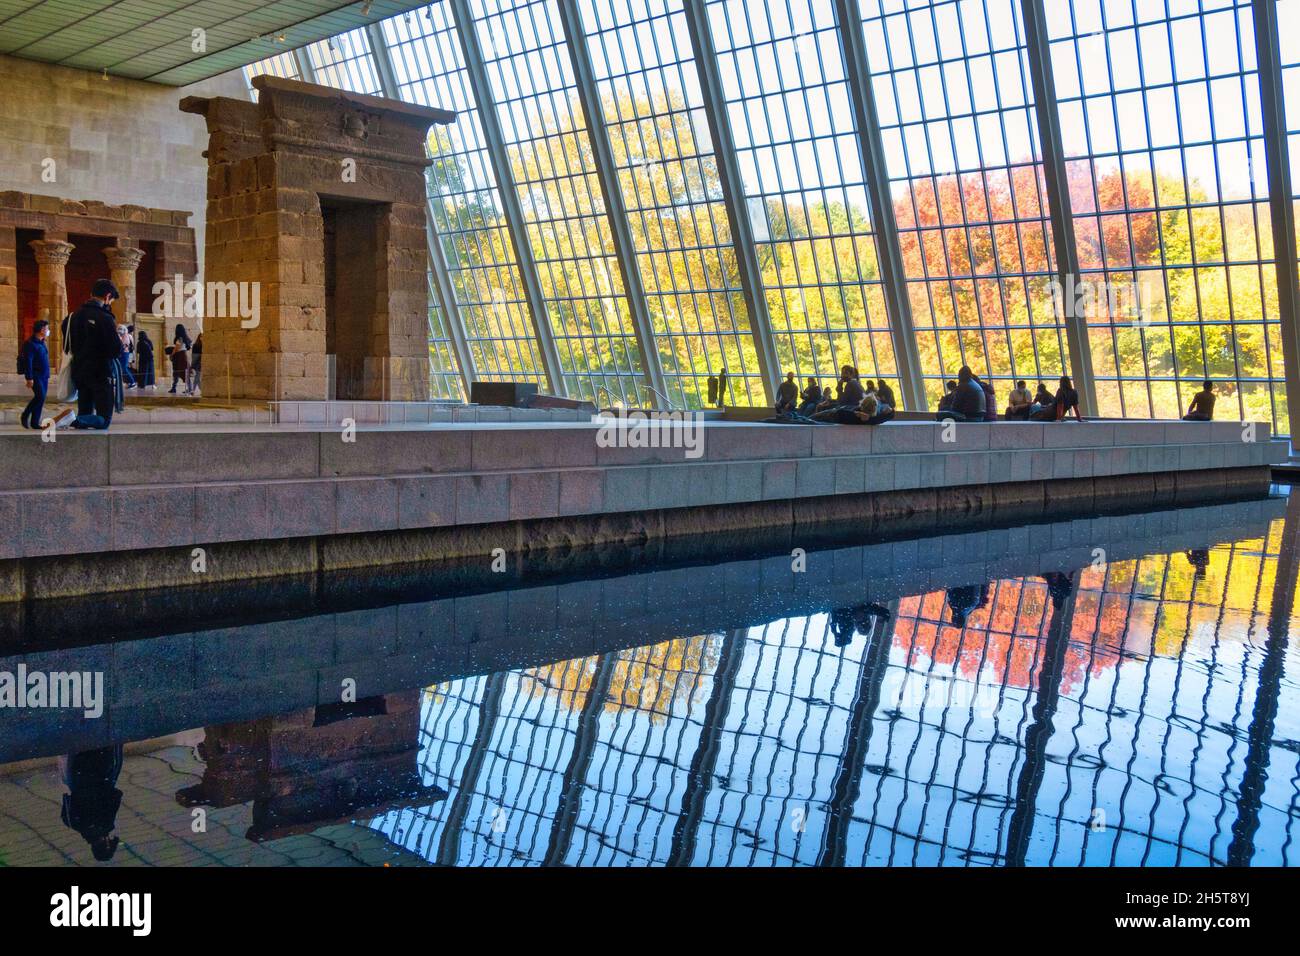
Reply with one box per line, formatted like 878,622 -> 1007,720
64,280 -> 123,430
19,319 -> 51,430
135,330 -> 155,389
116,324 -> 136,390
189,332 -> 203,394
169,323 -> 192,394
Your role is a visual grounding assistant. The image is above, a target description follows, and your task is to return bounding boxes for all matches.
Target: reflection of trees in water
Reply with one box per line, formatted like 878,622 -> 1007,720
517,635 -> 723,722
892,530 -> 1284,697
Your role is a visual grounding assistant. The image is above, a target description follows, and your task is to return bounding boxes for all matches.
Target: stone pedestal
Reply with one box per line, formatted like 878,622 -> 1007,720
29,239 -> 74,368
102,245 -> 146,327
181,76 -> 454,402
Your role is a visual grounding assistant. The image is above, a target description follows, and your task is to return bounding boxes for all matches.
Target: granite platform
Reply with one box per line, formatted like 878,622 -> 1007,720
0,417 -> 1287,601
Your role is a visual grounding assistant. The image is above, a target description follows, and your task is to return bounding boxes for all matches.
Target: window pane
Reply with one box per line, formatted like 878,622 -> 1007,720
1050,0 -> 1283,431
581,0 -> 766,406
473,0 -> 651,405
304,28 -> 383,95
706,0 -> 901,399
383,6 -> 549,387
862,0 -> 1068,406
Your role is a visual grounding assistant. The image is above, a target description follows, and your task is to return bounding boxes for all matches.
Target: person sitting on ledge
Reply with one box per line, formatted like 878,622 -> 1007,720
973,373 -> 997,421
937,379 -> 958,414
1005,379 -> 1033,419
835,365 -> 865,407
1031,374 -> 1083,421
798,377 -> 822,416
1033,382 -> 1053,408
936,366 -> 985,422
812,367 -> 866,423
775,371 -> 800,414
814,386 -> 835,413
876,379 -> 896,410
1182,380 -> 1216,421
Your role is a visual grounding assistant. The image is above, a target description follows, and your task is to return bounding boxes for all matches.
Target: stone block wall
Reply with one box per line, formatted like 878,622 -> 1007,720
0,54 -> 246,282
0,192 -> 197,390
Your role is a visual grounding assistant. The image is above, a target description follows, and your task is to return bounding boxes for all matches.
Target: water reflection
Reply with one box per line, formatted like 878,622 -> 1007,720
0,497 -> 1296,866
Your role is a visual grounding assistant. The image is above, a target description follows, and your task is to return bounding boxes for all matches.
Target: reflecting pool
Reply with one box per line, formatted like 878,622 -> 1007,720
1,494 -> 1298,866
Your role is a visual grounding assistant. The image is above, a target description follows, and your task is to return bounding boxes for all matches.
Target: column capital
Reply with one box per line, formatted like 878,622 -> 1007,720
102,245 -> 146,271
28,238 -> 74,266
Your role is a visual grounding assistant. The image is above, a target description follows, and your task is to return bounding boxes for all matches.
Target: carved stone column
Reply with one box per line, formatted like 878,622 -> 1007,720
29,239 -> 74,368
102,245 -> 146,327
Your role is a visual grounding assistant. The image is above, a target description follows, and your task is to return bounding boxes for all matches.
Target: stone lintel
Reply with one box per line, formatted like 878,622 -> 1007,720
249,75 -> 456,127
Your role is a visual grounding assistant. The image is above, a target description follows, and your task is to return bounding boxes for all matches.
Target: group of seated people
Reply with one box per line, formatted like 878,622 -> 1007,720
771,365 -> 1219,427
773,366 -> 896,425
937,368 -> 1082,423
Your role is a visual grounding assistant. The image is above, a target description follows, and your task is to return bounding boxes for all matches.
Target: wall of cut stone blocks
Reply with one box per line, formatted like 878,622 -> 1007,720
0,420 -> 1286,578
0,55 -> 247,284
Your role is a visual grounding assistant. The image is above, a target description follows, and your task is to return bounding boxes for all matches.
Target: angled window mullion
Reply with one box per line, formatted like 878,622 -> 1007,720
681,0 -> 781,406
367,22 -> 477,395
1020,0 -> 1098,417
447,0 -> 567,397
1252,0 -> 1300,440
832,0 -> 927,412
292,47 -> 316,83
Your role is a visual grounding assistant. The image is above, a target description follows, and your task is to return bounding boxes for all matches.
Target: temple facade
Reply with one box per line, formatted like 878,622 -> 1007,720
0,190 -> 197,391
181,76 -> 453,402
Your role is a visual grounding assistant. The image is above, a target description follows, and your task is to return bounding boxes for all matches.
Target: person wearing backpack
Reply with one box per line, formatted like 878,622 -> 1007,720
62,279 -> 123,430
18,318 -> 51,430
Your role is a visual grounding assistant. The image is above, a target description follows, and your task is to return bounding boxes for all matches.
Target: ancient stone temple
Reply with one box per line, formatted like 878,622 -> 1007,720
180,75 -> 454,402
174,692 -> 446,842
0,191 -> 196,391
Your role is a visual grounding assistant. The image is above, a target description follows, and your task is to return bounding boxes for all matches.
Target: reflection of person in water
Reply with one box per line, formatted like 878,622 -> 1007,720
60,746 -> 124,861
829,603 -> 892,647
829,607 -> 857,647
946,584 -> 990,627
1041,571 -> 1075,610
1186,548 -> 1211,580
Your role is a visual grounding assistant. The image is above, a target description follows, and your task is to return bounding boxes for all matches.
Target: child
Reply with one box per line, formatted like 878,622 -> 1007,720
19,319 -> 51,430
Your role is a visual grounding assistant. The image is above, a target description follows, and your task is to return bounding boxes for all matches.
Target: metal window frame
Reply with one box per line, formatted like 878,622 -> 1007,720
681,0 -> 782,407
554,0 -> 671,407
291,46 -> 316,83
1020,0 -> 1099,418
447,0 -> 567,397
831,0 -> 927,413
1252,0 -> 1300,440
367,21 -> 478,396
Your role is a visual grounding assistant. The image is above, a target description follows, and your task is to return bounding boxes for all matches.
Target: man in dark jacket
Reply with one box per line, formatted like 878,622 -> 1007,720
63,279 -> 123,430
775,371 -> 799,414
937,366 -> 986,422
19,318 -> 51,430
61,745 -> 124,862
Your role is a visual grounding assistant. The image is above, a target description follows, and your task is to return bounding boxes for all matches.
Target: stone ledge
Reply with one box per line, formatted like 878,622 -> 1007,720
0,466 -> 1276,601
0,418 -> 1278,489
